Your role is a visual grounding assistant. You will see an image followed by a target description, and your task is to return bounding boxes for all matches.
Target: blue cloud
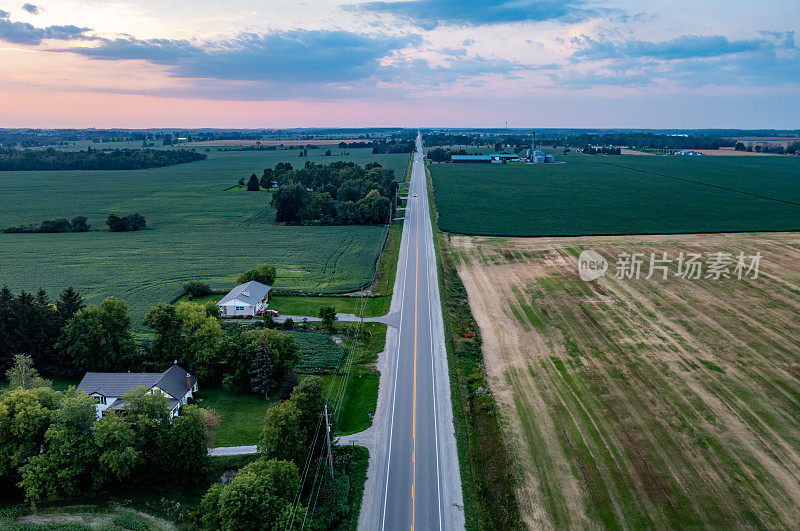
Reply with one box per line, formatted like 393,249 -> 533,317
62,30 -> 421,84
571,34 -> 766,61
0,18 -> 91,44
0,9 -> 9,18
22,3 -> 40,14
557,32 -> 799,89
354,0 -> 602,29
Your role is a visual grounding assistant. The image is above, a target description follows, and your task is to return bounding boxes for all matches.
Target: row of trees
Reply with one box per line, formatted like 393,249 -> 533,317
370,139 -> 415,154
3,214 -> 147,234
0,287 -> 85,377
3,216 -> 90,234
735,141 -> 800,154
0,382 -> 212,505
0,147 -> 206,171
582,146 -> 622,155
268,161 -> 396,225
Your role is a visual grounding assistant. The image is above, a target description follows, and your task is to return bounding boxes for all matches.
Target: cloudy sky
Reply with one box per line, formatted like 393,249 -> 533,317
0,0 -> 797,128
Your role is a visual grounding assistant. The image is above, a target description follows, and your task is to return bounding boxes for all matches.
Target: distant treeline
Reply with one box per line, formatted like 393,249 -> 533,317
3,216 -> 90,234
423,133 -> 486,147
565,133 -> 735,150
583,146 -> 622,155
265,161 -> 396,225
427,148 -> 471,162
0,147 -> 206,170
335,139 -> 415,154
735,142 -> 800,154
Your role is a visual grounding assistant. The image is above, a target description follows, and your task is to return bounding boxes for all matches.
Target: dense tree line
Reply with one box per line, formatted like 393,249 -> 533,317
565,133 -> 735,150
735,141 -> 799,154
0,382 -> 212,505
422,132 -> 485,147
0,287 -> 84,377
3,216 -> 89,234
0,147 -> 206,171
268,161 -> 396,225
371,139 -> 415,154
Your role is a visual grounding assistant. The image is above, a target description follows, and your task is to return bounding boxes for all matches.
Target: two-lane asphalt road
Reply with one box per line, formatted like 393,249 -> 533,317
355,134 -> 464,530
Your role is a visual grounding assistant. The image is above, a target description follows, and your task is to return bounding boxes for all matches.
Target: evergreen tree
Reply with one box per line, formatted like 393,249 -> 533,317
56,287 -> 84,328
250,342 -> 276,398
247,173 -> 260,191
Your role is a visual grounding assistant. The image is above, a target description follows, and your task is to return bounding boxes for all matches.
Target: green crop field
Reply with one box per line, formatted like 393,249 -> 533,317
0,148 -> 409,325
290,330 -> 348,372
429,152 -> 800,236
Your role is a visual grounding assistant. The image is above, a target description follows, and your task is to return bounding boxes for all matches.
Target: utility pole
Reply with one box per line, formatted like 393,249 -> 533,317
324,403 -> 334,479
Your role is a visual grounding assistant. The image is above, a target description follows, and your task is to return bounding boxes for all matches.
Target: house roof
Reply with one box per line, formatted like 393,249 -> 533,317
155,364 -> 197,402
78,372 -> 161,398
78,364 -> 196,401
217,280 -> 270,307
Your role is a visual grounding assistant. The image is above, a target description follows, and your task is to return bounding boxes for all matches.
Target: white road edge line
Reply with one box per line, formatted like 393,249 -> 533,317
424,164 -> 444,531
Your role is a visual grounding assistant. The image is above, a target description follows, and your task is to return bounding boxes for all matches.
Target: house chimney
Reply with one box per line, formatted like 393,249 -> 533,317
186,373 -> 191,391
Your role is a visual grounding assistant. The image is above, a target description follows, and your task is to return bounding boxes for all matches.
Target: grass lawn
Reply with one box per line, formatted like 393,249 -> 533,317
335,371 -> 379,435
192,388 -> 277,446
175,293 -> 224,305
268,294 -> 389,318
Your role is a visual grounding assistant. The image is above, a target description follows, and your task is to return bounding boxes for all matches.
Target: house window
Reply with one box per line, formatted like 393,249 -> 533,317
236,306 -> 245,311
98,396 -> 106,405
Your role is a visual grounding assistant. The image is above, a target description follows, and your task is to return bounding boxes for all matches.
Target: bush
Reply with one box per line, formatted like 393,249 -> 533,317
184,281 -> 212,298
107,213 -> 147,232
237,263 -> 276,285
111,511 -> 150,531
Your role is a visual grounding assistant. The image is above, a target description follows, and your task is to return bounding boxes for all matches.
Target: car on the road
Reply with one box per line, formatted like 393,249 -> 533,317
259,309 -> 279,317
413,193 -> 418,197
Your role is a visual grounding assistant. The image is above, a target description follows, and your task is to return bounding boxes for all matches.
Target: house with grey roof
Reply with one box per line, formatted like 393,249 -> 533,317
217,280 -> 271,317
78,363 -> 198,419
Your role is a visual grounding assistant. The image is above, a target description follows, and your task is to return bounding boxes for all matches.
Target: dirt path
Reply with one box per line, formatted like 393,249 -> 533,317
452,232 -> 800,529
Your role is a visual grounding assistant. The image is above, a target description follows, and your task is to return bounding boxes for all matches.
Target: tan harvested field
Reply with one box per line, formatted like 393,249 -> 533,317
183,138 -> 364,147
451,232 -> 800,529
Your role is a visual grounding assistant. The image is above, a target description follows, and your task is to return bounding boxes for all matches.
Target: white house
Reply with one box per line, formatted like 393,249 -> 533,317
77,363 -> 198,420
217,280 -> 271,317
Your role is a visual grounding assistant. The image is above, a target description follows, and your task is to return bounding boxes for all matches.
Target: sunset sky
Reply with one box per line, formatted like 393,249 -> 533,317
0,0 -> 797,128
